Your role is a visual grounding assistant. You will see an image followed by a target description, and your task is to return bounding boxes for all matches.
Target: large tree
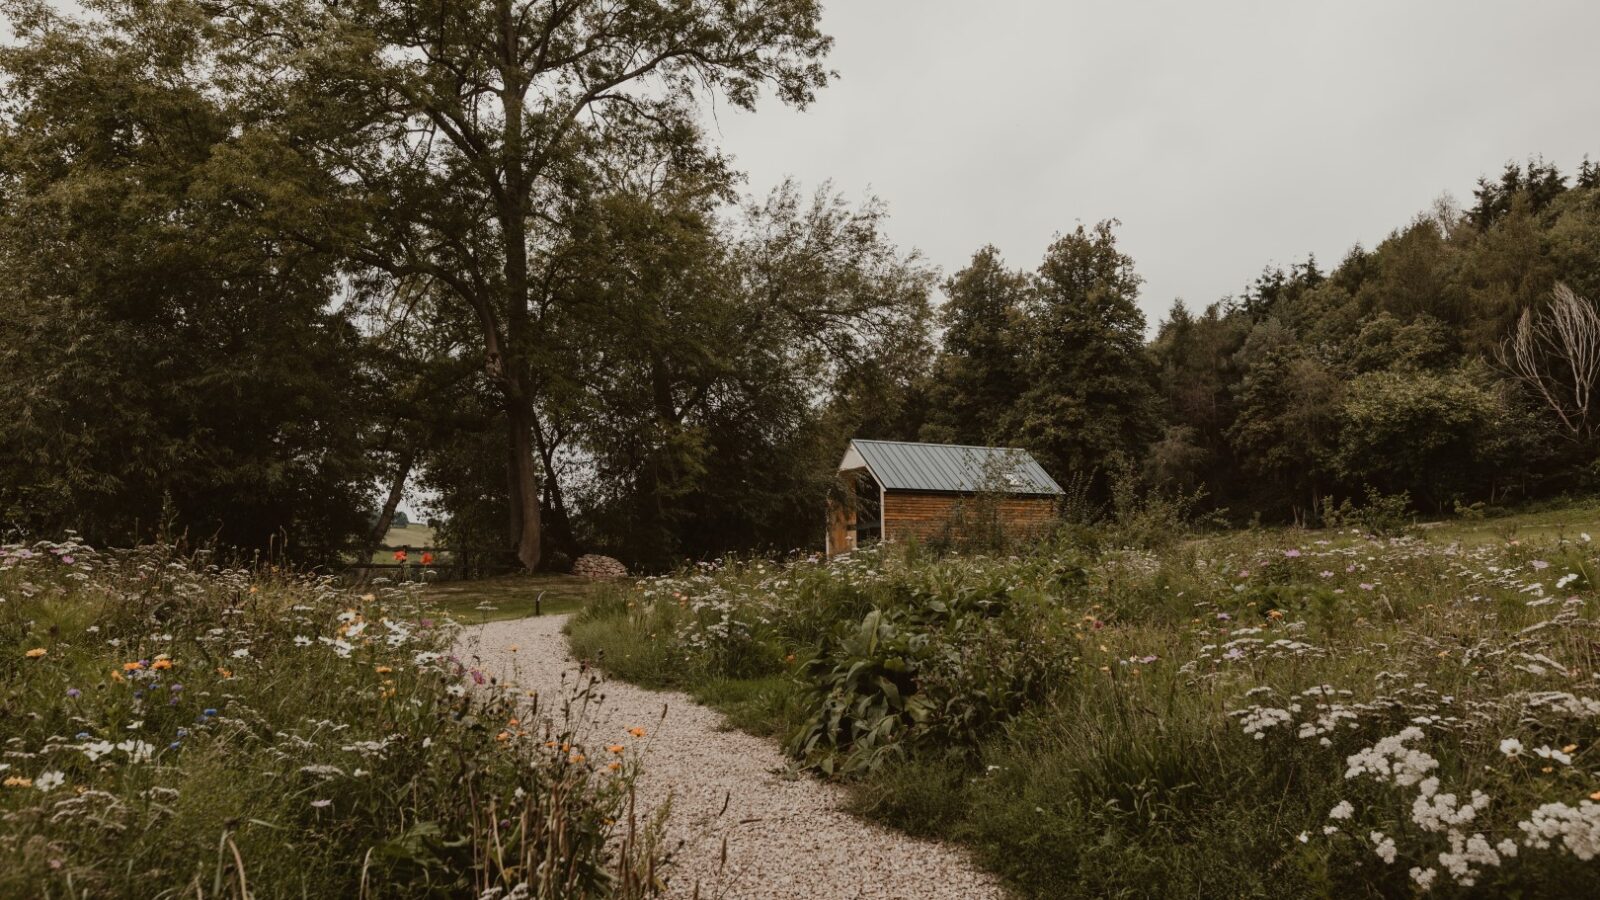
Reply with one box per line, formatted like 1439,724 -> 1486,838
0,0 -> 378,557
920,246 -> 1030,445
1013,221 -> 1160,484
220,0 -> 832,569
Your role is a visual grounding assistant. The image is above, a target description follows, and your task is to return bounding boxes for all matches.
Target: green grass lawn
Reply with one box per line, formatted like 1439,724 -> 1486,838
1418,499 -> 1600,546
425,573 -> 618,624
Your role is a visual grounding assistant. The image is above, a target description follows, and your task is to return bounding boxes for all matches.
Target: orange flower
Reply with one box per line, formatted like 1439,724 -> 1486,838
123,661 -> 144,672
25,647 -> 46,659
606,744 -> 625,755
393,550 -> 407,563
110,670 -> 125,683
151,658 -> 173,670
1267,609 -> 1285,620
496,731 -> 510,742
216,667 -> 233,679
1590,790 -> 1600,801
569,753 -> 585,764
3,776 -> 32,788
375,666 -> 392,674
421,552 -> 434,566
628,727 -> 647,738
608,762 -> 622,772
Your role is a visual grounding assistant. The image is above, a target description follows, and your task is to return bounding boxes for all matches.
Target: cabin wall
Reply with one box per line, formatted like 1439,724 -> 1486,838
880,491 -> 1058,544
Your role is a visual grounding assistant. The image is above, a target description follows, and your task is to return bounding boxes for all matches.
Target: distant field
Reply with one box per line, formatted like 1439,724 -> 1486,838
369,522 -> 439,564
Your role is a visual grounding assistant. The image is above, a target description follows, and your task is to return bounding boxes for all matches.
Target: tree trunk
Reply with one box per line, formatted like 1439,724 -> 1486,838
531,416 -> 580,559
495,1 -> 540,572
367,446 -> 416,557
505,388 -> 543,571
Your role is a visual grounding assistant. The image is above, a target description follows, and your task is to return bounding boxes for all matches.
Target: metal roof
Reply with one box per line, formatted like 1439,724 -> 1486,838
842,440 -> 1064,496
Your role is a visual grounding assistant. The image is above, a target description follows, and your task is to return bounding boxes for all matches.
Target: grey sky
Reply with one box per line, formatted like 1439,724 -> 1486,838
702,0 -> 1600,329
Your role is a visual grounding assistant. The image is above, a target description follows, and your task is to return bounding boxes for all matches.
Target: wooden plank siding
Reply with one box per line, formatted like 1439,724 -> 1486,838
880,491 -> 1058,544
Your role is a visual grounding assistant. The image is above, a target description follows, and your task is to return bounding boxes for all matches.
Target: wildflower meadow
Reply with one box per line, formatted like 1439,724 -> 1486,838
1,539 -> 660,898
570,516 -> 1600,897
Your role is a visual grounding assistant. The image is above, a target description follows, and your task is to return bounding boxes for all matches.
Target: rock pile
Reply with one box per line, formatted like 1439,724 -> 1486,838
571,554 -> 628,579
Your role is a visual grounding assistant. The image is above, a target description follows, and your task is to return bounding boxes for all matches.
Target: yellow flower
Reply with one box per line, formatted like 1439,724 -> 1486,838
3,776 -> 31,788
25,648 -> 46,659
1563,744 -> 1579,754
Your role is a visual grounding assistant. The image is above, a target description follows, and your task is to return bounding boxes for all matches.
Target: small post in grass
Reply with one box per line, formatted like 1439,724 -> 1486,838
535,591 -> 544,616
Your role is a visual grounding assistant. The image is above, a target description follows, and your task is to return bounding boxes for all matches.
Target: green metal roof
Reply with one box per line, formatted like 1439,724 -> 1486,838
843,440 -> 1063,496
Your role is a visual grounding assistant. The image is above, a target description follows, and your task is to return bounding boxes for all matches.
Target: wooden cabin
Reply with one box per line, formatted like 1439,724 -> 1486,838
826,439 -> 1064,556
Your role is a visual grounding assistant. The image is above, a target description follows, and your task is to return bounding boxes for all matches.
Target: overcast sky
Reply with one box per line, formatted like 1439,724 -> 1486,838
701,0 -> 1600,329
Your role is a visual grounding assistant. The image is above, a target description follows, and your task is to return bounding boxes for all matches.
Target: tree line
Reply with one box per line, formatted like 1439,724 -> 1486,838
911,159 -> 1600,527
1,1 -> 1596,570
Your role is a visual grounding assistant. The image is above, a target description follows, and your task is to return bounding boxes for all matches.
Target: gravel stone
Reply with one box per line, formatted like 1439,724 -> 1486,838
461,614 -> 1007,899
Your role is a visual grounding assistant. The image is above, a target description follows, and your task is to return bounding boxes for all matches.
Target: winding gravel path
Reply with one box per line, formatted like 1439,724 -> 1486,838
460,614 -> 1006,900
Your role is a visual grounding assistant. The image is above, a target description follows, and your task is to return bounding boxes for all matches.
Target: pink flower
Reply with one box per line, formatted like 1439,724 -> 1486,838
1359,583 -> 1374,591
1284,549 -> 1302,558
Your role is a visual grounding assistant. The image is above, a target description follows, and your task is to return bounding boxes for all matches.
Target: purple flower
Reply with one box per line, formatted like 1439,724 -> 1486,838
1216,612 -> 1232,621
1359,583 -> 1375,591
65,688 -> 81,699
60,555 -> 75,565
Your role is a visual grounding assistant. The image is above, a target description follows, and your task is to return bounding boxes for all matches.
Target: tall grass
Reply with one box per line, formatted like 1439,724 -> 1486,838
1,539 -> 660,898
571,527 -> 1600,897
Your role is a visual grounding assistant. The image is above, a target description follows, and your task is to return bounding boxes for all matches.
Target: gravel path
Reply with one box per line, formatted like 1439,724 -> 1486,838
460,614 -> 1006,900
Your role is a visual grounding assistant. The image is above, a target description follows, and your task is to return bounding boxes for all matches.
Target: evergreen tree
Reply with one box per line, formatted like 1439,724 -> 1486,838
1013,221 -> 1160,484
920,246 -> 1029,445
